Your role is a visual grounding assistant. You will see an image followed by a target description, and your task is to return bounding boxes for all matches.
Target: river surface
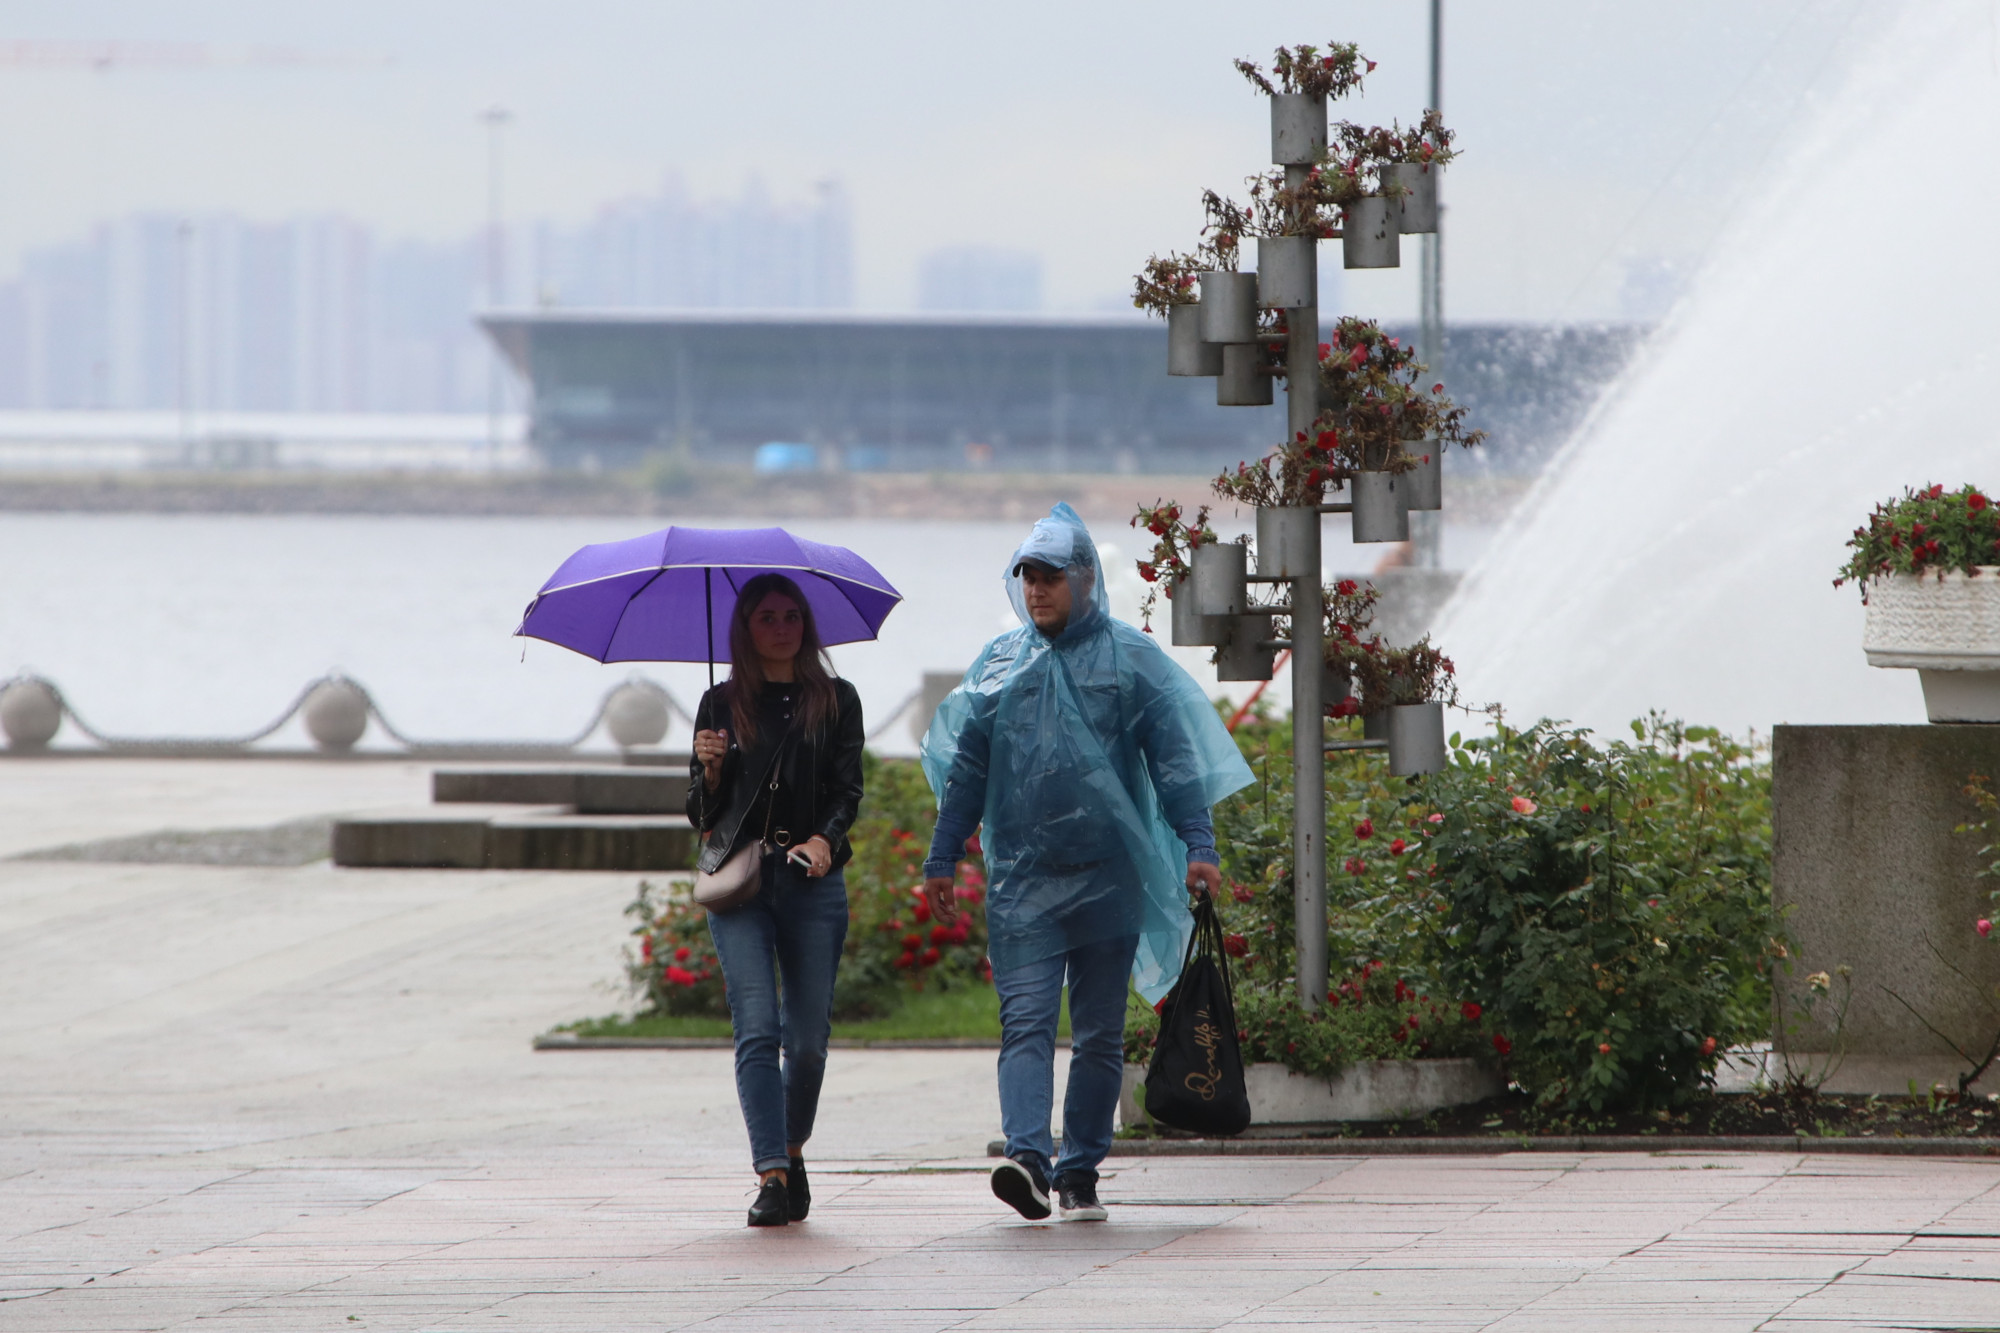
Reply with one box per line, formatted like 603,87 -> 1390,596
2,511 -> 1496,754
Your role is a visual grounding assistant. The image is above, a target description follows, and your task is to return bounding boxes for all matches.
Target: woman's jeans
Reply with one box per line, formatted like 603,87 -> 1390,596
705,856 -> 849,1174
991,932 -> 1138,1189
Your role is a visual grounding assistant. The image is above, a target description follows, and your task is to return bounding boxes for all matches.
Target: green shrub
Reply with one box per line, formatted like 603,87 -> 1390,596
1421,717 -> 1773,1115
623,751 -> 991,1020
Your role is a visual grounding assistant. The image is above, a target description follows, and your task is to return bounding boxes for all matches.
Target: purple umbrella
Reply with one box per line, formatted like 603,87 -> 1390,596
515,525 -> 903,685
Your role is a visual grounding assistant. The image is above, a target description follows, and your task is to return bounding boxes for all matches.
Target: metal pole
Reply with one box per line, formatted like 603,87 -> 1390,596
1412,0 -> 1446,569
1285,164 -> 1327,1011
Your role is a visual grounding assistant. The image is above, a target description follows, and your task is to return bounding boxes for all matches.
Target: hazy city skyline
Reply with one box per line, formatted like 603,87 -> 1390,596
0,0 -> 1901,325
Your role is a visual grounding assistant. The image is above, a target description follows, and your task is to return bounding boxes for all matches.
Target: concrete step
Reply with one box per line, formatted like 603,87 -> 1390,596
332,805 -> 566,869
332,806 -> 696,871
431,765 -> 690,815
485,812 -> 696,871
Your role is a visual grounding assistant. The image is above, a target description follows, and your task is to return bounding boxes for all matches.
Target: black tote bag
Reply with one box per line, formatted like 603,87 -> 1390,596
1143,895 -> 1252,1136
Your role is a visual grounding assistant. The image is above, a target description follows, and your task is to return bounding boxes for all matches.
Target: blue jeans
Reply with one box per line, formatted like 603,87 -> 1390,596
992,932 -> 1137,1189
705,857 -> 849,1174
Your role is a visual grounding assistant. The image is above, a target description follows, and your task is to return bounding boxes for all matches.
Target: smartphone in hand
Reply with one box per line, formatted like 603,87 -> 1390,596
786,845 -> 814,870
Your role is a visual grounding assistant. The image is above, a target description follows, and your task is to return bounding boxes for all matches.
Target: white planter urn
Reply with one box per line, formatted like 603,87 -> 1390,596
1863,568 -> 2000,722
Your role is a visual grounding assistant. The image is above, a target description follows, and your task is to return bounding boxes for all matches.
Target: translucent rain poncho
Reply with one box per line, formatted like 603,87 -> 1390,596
920,504 -> 1254,1003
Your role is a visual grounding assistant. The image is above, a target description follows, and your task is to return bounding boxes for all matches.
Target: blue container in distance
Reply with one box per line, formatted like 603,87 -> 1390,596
842,445 -> 891,471
753,442 -> 819,473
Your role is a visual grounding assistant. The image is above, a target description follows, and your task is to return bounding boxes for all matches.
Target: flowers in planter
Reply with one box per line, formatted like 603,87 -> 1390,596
1129,500 -> 1219,629
1232,41 -> 1373,100
1316,316 -> 1484,475
1334,109 -> 1460,170
1347,636 -> 1460,711
1130,242 -> 1233,317
1834,483 -> 2000,599
1210,426 -> 1340,509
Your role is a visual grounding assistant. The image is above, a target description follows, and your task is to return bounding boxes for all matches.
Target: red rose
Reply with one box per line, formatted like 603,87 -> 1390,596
1355,818 -> 1374,839
896,951 -> 915,969
1223,933 -> 1249,957
1230,881 -> 1255,903
903,932 -> 922,949
1389,838 -> 1406,855
930,924 -> 950,944
1138,564 -> 1158,583
912,898 -> 931,923
1700,1036 -> 1717,1056
1598,1042 -> 1612,1055
1344,856 -> 1366,875
640,938 -> 653,960
1492,1033 -> 1512,1056
921,946 -> 941,966
1336,579 -> 1358,595
1928,483 -> 1945,498
1460,1001 -> 1481,1021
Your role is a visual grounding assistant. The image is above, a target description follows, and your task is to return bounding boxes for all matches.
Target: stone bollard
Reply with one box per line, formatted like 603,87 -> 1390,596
604,679 -> 671,749
910,671 -> 967,745
0,677 -> 63,751
302,678 -> 370,752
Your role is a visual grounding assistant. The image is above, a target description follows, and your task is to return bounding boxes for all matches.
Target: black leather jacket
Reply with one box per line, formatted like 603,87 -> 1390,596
686,678 -> 865,875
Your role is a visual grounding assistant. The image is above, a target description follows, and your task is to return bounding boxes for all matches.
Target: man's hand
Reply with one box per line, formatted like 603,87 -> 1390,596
922,876 -> 961,927
1185,861 -> 1222,900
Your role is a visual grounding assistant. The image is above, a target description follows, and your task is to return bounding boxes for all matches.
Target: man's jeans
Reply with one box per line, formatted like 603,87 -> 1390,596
706,857 -> 849,1174
992,932 -> 1138,1189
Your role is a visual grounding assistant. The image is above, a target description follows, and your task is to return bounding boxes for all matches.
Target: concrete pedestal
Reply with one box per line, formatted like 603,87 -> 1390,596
1773,725 -> 2000,1093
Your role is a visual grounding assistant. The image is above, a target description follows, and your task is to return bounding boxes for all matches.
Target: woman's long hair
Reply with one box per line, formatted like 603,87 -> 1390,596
725,572 -> 840,748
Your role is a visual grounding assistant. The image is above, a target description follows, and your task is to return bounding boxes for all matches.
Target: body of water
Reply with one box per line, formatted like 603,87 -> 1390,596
4,509 -> 1496,755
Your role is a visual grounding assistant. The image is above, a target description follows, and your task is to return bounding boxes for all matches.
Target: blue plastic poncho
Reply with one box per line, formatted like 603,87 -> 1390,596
920,504 -> 1254,1004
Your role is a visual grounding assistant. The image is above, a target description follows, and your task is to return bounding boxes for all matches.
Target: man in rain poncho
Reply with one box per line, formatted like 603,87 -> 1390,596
920,503 -> 1253,1222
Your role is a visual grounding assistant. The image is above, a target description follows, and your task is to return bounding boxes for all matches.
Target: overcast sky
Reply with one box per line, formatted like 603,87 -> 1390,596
0,0 -> 1903,321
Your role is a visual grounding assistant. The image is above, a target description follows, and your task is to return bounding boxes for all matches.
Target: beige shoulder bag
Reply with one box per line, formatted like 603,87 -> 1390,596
691,728 -> 793,913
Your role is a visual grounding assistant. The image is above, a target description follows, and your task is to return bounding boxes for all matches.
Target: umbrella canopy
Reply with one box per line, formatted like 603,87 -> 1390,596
515,525 -> 903,666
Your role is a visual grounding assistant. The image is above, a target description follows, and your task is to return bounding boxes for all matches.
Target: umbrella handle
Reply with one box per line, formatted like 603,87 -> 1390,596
705,568 -> 714,691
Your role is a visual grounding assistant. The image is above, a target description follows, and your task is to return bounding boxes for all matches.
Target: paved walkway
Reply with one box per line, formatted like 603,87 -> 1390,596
4,759 -> 1999,1331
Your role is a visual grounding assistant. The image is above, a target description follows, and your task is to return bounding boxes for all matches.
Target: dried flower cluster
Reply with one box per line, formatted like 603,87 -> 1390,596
1232,42 -> 1373,100
1317,316 -> 1485,475
1129,500 -> 1219,629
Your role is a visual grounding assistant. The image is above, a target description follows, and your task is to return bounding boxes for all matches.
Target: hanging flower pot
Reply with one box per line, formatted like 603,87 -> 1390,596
1386,701 -> 1447,775
1380,162 -> 1440,235
1349,470 -> 1409,543
1403,439 -> 1441,512
1190,540 -> 1249,617
1198,271 -> 1259,345
1167,571 -> 1228,647
1323,657 -> 1352,711
1214,615 -> 1278,681
1167,303 -> 1224,376
1342,196 -> 1400,270
1255,235 -> 1317,309
1255,504 -> 1320,580
1269,92 -> 1327,166
1216,344 -> 1274,407
1863,569 -> 2000,722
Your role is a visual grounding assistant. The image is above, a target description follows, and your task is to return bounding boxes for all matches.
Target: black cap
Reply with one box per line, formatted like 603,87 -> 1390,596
1012,556 -> 1063,577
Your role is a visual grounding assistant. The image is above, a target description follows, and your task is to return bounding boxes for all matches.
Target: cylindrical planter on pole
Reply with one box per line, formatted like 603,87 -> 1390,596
1216,344 -> 1274,406
1166,303 -> 1224,376
1214,616 -> 1278,681
1350,470 -> 1410,543
1255,504 -> 1319,580
1198,270 -> 1258,345
1403,440 -> 1442,512
1323,657 -> 1352,711
1342,196 -> 1401,270
1387,701 -> 1448,776
1270,93 -> 1327,166
1168,571 -> 1228,647
1190,541 -> 1248,617
1381,162 -> 1440,235
1255,235 -> 1317,309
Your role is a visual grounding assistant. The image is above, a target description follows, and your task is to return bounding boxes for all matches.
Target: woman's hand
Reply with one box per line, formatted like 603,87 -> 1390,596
694,729 -> 729,789
799,834 -> 833,878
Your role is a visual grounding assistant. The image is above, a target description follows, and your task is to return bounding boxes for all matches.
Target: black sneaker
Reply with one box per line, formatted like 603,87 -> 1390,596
747,1175 -> 789,1227
1057,1179 -> 1106,1222
786,1157 -> 810,1221
990,1155 -> 1052,1220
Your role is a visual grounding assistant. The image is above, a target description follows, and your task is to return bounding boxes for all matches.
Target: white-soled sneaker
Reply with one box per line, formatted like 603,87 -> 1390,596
991,1156 -> 1052,1220
1057,1180 -> 1106,1222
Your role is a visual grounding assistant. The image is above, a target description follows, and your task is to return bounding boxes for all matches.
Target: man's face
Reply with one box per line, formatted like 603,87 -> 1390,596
1020,563 -> 1073,634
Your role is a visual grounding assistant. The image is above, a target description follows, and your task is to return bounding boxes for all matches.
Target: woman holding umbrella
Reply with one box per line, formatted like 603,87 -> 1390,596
518,525 -> 900,1227
688,572 -> 864,1227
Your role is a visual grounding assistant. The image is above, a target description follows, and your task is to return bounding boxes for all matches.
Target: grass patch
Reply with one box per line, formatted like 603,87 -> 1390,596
562,984 -> 1072,1043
